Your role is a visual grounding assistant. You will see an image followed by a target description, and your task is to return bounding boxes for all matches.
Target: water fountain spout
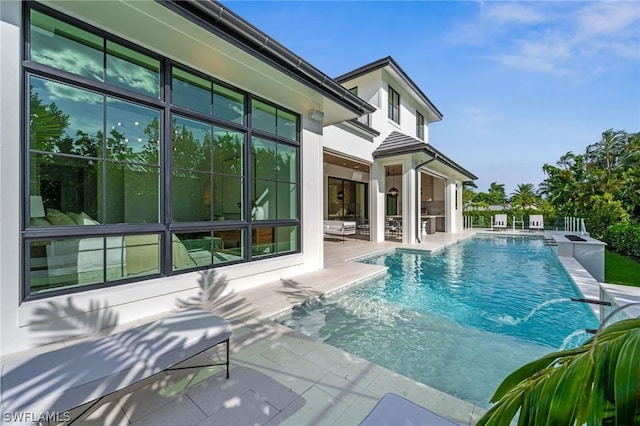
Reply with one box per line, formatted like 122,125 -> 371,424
570,297 -> 611,306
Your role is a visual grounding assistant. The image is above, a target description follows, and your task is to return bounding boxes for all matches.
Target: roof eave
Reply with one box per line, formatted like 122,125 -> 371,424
162,0 -> 376,116
335,56 -> 443,121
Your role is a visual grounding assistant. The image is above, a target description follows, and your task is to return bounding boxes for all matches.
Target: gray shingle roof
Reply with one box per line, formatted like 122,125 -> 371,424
373,132 -> 478,180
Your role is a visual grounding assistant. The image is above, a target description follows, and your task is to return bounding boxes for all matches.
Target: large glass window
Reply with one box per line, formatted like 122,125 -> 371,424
252,137 -> 298,221
30,10 -> 160,98
24,6 -> 300,298
29,234 -> 160,295
416,111 -> 425,140
171,116 -> 244,222
29,76 -> 161,225
252,99 -> 298,141
172,67 -> 244,124
388,86 -> 400,124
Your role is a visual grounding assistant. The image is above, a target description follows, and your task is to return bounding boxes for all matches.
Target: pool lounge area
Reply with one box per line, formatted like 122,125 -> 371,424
3,229 -> 639,425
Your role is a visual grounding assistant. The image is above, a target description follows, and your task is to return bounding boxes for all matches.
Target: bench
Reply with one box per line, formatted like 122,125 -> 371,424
1,308 -> 231,424
323,220 -> 356,242
360,393 -> 457,426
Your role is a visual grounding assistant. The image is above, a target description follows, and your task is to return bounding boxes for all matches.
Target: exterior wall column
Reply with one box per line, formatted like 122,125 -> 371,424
1,1 -> 24,355
301,121 -> 324,269
445,179 -> 457,233
402,158 -> 416,244
456,181 -> 463,232
370,162 -> 386,242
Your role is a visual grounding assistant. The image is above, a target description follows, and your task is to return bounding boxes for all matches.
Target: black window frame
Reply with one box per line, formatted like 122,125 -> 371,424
21,3 -> 302,301
388,85 -> 400,124
416,111 -> 425,140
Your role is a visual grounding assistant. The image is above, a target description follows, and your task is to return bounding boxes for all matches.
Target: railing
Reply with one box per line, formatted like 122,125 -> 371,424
463,216 -> 473,229
564,217 -> 587,235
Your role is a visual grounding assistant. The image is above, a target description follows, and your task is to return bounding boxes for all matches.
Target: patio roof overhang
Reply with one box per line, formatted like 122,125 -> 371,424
373,132 -> 478,182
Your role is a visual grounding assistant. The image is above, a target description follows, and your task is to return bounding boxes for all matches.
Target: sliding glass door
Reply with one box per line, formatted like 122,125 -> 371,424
327,177 -> 368,231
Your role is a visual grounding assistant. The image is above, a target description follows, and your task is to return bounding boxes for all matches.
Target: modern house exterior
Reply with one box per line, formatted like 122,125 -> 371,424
323,58 -> 477,244
0,0 -> 474,357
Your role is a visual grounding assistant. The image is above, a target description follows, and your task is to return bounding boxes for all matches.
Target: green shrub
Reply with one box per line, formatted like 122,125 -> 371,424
584,194 -> 629,239
603,221 -> 640,258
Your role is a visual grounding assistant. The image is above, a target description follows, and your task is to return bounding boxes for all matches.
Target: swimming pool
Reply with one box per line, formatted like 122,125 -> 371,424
276,235 -> 600,407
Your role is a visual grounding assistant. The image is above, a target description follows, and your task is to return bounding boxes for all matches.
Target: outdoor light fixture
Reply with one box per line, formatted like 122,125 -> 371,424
309,108 -> 324,122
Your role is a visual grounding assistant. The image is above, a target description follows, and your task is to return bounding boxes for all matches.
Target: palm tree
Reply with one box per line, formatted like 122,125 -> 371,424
510,183 -> 538,211
488,182 -> 507,205
478,309 -> 640,426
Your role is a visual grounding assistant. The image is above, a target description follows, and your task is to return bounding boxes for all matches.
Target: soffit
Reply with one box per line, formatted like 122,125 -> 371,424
324,152 -> 371,173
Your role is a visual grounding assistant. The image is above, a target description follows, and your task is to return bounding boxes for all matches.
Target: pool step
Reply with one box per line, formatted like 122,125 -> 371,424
543,238 -> 557,247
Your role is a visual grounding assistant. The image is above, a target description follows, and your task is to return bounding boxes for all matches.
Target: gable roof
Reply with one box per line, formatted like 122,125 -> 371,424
373,132 -> 478,180
163,1 -> 376,117
334,57 -> 443,121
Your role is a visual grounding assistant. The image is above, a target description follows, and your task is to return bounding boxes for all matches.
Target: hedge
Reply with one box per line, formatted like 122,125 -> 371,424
602,222 -> 640,258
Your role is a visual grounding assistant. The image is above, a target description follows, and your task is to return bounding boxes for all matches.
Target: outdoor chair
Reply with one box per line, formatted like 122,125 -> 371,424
529,214 -> 544,230
492,214 -> 507,230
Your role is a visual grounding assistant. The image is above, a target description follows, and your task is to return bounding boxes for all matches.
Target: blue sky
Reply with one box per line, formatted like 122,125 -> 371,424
222,1 -> 640,194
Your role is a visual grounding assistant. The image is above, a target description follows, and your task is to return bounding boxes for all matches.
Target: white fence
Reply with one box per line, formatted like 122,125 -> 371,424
564,217 -> 587,235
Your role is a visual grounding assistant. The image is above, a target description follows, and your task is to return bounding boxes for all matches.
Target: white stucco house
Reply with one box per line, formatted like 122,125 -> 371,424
323,57 -> 477,244
0,0 -> 475,356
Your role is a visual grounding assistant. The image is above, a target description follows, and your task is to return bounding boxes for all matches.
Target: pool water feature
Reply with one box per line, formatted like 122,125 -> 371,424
276,235 -> 599,407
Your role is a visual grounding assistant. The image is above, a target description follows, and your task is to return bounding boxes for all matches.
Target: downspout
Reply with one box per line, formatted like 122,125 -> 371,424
415,154 -> 438,243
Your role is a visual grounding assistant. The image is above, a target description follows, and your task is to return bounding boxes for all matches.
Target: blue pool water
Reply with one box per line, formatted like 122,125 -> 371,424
276,235 -> 600,407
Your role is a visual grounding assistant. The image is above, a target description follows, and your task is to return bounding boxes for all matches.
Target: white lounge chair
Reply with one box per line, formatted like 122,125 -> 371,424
492,214 -> 507,230
529,214 -> 544,230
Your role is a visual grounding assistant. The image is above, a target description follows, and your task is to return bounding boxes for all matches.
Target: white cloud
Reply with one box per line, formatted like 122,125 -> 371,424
575,2 -> 640,39
493,33 -> 574,77
453,1 -> 640,77
483,3 -> 545,24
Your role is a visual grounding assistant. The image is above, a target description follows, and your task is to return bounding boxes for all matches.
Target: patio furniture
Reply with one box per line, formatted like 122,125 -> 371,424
529,214 -> 544,230
492,214 -> 507,230
323,220 -> 356,242
359,393 -> 457,426
0,309 -> 231,424
513,216 -> 524,230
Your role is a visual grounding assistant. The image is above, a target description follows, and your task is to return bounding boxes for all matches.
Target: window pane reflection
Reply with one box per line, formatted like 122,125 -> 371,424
30,10 -> 103,81
105,162 -> 159,224
277,110 -> 297,140
172,67 -> 212,114
214,85 -> 244,124
252,227 -> 275,257
252,100 -> 276,134
276,225 -> 298,253
30,153 -> 100,225
106,41 -> 160,98
213,129 -> 243,175
172,116 -> 212,172
213,175 -> 243,221
29,77 -> 103,155
106,98 -> 160,162
29,234 -> 161,294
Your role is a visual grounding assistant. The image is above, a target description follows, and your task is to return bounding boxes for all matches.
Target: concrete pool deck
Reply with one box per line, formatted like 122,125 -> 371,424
4,228 -> 639,425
